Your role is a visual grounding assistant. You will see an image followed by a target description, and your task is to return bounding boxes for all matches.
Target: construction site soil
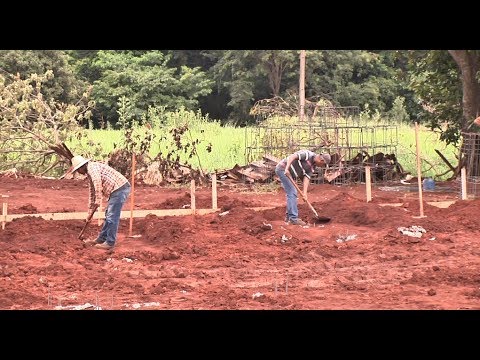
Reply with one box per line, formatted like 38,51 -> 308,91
1,175 -> 479,310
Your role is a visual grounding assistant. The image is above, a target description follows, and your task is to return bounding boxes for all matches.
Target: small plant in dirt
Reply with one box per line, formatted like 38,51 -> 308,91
108,97 -> 155,178
106,99 -> 211,185
152,123 -> 210,185
108,126 -> 154,178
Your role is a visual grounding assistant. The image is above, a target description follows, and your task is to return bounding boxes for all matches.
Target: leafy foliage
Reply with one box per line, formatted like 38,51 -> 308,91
206,50 -> 405,125
0,71 -> 94,175
0,50 -> 87,104
406,50 -> 463,145
387,96 -> 410,123
207,50 -> 298,124
74,51 -> 213,127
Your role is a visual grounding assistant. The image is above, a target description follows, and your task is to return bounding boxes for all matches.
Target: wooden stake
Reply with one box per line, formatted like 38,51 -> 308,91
415,122 -> 425,217
129,152 -> 136,237
191,179 -> 196,215
365,166 -> 372,202
212,172 -> 217,210
461,167 -> 467,200
2,195 -> 8,230
299,50 -> 306,122
98,203 -> 102,226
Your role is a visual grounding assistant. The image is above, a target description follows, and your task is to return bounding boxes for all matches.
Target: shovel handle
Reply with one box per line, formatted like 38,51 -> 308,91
286,174 -> 320,218
78,204 -> 99,239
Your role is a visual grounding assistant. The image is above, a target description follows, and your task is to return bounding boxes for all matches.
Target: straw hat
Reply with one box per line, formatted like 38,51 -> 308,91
60,155 -> 91,179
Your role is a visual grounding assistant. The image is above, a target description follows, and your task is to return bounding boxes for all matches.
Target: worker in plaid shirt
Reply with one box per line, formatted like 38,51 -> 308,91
62,155 -> 131,250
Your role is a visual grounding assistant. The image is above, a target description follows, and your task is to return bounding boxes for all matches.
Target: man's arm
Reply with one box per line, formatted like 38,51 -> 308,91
284,153 -> 299,174
87,164 -> 103,217
303,176 -> 310,199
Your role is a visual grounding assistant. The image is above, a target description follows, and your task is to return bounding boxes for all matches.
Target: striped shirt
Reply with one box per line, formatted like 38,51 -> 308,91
86,161 -> 129,209
278,150 -> 317,180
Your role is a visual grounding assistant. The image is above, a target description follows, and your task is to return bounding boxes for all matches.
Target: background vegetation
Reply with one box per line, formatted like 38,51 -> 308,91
1,50 -> 478,180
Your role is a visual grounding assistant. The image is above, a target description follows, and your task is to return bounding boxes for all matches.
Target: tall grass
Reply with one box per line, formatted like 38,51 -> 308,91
397,123 -> 458,180
68,109 -> 247,172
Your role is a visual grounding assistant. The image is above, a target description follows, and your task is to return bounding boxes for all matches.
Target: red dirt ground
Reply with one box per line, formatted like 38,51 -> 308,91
1,176 -> 479,310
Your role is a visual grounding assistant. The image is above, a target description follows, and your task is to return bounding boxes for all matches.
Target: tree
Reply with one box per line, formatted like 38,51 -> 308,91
407,50 -> 463,145
207,50 -> 298,123
0,71 -> 94,176
304,50 -> 401,113
387,96 -> 410,123
71,51 -> 213,127
447,50 -> 480,126
0,50 -> 87,104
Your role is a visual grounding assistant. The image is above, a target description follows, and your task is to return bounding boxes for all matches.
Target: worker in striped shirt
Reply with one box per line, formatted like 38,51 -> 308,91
275,150 -> 331,225
62,155 -> 131,250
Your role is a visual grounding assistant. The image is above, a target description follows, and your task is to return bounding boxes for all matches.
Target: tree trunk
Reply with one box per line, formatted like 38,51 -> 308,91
265,54 -> 283,97
448,50 -> 480,130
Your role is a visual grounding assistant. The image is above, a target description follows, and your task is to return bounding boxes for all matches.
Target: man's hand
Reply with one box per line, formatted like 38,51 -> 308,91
86,203 -> 100,222
475,116 -> 480,126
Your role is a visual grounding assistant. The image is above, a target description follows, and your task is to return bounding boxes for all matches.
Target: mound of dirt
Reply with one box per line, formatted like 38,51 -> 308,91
2,177 -> 480,310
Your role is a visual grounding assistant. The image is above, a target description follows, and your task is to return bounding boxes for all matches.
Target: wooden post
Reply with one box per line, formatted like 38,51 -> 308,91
191,179 -> 196,215
365,166 -> 372,202
415,122 -> 425,217
98,203 -> 102,226
212,172 -> 217,210
129,152 -> 136,237
299,50 -> 306,122
461,167 -> 467,200
2,195 -> 8,230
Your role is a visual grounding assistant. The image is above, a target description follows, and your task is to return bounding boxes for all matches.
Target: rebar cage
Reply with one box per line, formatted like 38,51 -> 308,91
460,131 -> 480,198
245,107 -> 400,185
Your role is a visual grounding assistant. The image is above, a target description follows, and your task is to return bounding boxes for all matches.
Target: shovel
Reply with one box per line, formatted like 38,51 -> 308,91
286,174 -> 331,223
78,204 -> 99,240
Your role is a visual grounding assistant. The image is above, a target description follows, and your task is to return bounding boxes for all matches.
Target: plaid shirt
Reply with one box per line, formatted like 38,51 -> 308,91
86,161 -> 129,210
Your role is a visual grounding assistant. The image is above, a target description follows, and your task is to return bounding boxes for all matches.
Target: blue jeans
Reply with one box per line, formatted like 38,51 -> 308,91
275,164 -> 299,221
97,182 -> 131,246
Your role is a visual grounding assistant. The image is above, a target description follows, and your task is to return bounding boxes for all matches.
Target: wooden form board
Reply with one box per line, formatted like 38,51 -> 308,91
1,206 -> 275,223
379,201 -> 456,209
2,208 -> 220,223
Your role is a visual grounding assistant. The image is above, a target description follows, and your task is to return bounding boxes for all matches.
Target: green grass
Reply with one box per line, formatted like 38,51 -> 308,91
67,123 -> 457,180
396,123 -> 458,180
62,106 -> 459,181
68,125 -> 247,172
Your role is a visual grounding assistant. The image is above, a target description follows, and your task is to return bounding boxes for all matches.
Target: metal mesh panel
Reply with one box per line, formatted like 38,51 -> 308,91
460,132 -> 480,198
244,107 -> 400,185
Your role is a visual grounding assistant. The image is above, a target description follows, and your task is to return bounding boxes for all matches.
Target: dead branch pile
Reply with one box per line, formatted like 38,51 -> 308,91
250,92 -> 340,121
108,149 -> 147,180
138,157 -> 208,186
323,151 -> 406,184
214,151 -> 407,185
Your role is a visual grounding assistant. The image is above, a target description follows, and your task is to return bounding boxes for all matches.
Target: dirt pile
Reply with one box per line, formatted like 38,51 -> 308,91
0,176 -> 479,309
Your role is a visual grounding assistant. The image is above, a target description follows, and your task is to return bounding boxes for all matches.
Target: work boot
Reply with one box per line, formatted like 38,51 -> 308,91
289,218 -> 307,226
83,238 -> 105,245
94,242 -> 114,250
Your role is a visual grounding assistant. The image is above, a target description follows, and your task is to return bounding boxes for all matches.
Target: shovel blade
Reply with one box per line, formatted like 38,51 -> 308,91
315,216 -> 331,223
